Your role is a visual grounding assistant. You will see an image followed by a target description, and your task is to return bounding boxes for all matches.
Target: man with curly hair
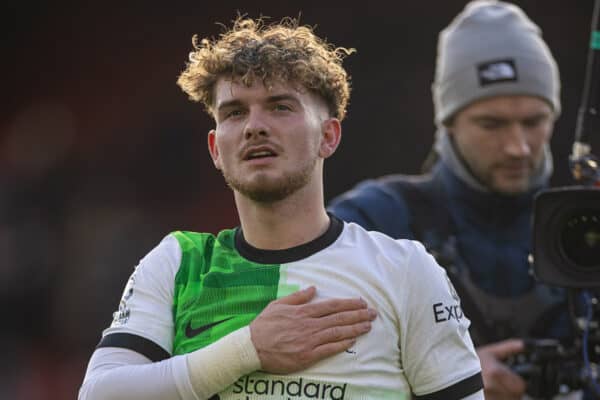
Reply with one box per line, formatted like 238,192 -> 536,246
79,17 -> 483,400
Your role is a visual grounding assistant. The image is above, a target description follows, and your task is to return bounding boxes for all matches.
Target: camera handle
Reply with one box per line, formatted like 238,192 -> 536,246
565,288 -> 600,397
572,0 -> 600,186
578,290 -> 600,396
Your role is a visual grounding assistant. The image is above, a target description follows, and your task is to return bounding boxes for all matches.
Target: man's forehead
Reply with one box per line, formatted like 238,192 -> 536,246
214,78 -> 303,102
462,95 -> 554,119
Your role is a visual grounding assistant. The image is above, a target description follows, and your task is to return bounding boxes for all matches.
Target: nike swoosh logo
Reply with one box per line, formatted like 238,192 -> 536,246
185,317 -> 234,338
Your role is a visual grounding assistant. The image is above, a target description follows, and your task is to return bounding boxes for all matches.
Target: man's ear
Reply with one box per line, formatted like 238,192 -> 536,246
443,117 -> 455,136
207,130 -> 221,170
319,118 -> 342,158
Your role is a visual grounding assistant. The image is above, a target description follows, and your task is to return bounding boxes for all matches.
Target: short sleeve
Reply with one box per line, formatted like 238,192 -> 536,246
398,241 -> 482,397
98,234 -> 182,359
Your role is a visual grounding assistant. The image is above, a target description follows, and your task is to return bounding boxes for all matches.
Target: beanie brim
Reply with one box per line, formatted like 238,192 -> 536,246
434,56 -> 560,125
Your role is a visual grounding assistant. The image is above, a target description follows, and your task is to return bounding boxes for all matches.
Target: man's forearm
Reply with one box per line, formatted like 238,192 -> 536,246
78,348 -> 195,400
79,326 -> 260,400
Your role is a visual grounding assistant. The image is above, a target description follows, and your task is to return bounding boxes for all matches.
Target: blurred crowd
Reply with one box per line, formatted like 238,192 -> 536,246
0,99 -> 239,399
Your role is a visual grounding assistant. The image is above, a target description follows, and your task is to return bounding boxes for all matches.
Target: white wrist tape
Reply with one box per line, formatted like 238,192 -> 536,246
185,326 -> 261,398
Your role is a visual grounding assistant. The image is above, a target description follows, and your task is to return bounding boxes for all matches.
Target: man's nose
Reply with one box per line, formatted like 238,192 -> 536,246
243,110 -> 269,140
504,124 -> 531,157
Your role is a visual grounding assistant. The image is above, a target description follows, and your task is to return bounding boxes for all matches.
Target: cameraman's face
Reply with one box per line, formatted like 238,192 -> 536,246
447,95 -> 554,195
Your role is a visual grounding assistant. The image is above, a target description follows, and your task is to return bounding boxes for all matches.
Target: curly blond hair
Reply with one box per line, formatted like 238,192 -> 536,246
177,17 -> 354,120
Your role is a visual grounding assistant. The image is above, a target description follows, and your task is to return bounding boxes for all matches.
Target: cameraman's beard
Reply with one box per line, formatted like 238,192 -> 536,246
222,159 -> 316,203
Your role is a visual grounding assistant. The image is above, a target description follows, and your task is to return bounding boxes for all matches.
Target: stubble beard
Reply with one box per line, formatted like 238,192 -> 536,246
221,158 -> 317,203
486,165 -> 533,195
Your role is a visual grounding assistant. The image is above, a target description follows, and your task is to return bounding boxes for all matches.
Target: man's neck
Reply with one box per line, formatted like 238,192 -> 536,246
234,185 -> 330,250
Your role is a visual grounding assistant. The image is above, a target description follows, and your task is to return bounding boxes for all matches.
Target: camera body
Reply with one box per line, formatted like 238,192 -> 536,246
532,186 -> 600,288
518,186 -> 600,398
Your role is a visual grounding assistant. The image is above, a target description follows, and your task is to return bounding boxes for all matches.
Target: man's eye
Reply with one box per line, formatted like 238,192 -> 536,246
274,104 -> 292,112
226,109 -> 244,118
522,118 -> 543,128
480,122 -> 502,130
477,118 -> 507,131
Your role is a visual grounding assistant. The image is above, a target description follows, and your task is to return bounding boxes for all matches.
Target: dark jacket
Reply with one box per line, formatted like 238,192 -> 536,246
328,158 -> 569,345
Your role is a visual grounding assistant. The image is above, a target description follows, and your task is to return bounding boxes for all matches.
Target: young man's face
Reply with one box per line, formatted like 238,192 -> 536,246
208,78 -> 340,203
448,95 -> 554,195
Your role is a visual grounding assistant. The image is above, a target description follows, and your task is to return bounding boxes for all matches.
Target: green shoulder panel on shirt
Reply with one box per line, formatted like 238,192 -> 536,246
171,230 -> 290,355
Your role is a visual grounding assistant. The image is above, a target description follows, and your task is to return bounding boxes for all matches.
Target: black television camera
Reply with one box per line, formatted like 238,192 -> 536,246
517,185 -> 600,399
518,186 -> 600,399
533,186 -> 600,289
514,1 -> 600,397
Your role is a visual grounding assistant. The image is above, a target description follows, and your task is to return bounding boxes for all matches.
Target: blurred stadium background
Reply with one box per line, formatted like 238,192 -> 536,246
2,1 -> 595,398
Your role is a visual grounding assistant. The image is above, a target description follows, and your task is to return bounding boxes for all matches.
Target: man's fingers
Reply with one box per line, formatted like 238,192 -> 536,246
497,368 -> 527,396
311,321 -> 373,344
318,308 -> 377,329
480,338 -> 525,360
310,338 -> 358,361
252,291 -> 378,374
300,297 -> 369,317
479,340 -> 527,399
275,286 -> 317,305
273,288 -> 371,319
484,364 -> 526,399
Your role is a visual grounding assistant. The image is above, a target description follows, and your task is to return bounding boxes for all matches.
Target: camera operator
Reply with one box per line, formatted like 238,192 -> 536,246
329,1 -> 572,398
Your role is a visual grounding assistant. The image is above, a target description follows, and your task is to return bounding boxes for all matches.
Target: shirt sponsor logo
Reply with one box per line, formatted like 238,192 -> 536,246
231,376 -> 348,399
477,59 -> 518,86
433,302 -> 464,323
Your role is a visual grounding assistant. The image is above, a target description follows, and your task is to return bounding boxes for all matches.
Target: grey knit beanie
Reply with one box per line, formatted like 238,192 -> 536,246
433,0 -> 561,126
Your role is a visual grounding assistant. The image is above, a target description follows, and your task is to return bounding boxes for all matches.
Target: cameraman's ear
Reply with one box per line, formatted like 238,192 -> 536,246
443,117 -> 456,136
319,118 -> 341,159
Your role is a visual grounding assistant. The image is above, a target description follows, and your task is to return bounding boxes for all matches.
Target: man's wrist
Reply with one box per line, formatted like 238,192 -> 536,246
185,326 -> 261,397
